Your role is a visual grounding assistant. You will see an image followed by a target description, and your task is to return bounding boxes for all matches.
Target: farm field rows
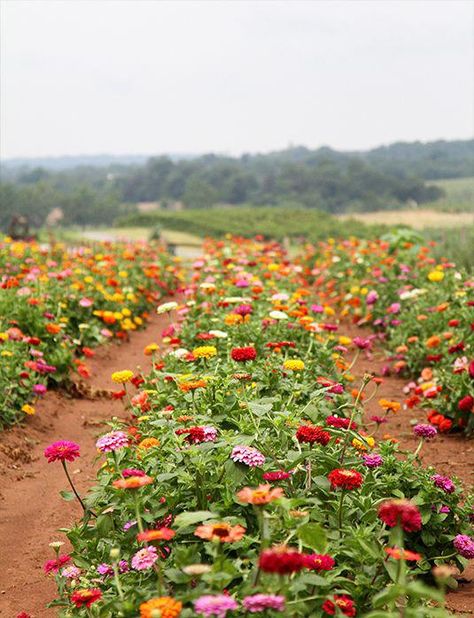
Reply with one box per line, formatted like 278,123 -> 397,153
0,234 -> 473,617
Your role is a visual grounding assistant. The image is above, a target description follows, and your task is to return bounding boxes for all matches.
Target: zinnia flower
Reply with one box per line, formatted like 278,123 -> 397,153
113,475 -> 153,489
296,425 -> 331,446
231,445 -> 265,467
413,424 -> 437,439
303,553 -> 335,571
194,594 -> 239,617
43,554 -> 71,573
194,522 -> 246,543
242,594 -> 285,613
71,588 -> 102,608
137,527 -> 176,542
385,547 -> 422,561
458,395 -> 474,412
193,345 -> 217,359
231,346 -> 257,362
362,454 -> 383,468
283,359 -> 305,371
176,426 -> 217,443
262,470 -> 291,481
111,370 -> 134,383
131,546 -> 159,570
328,469 -> 363,490
44,441 -> 80,463
237,484 -> 284,505
259,547 -> 306,574
140,596 -> 182,618
96,430 -> 129,453
326,416 -> 356,430
453,534 -> 474,559
378,499 -> 422,532
322,594 -> 356,617
431,474 -> 456,494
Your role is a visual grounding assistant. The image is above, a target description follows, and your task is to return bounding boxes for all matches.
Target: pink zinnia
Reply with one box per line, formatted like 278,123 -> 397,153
231,445 -> 265,467
194,594 -> 239,617
43,554 -> 71,573
44,440 -> 80,463
242,594 -> 285,613
96,431 -> 129,453
131,546 -> 158,570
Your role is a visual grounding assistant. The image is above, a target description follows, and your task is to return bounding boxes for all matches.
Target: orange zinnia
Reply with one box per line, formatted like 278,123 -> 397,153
426,335 -> 441,348
194,522 -> 246,543
113,475 -> 153,489
140,596 -> 182,618
137,528 -> 175,542
237,484 -> 284,505
378,399 -> 401,413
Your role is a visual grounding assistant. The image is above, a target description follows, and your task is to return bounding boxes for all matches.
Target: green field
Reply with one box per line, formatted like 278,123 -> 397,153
427,176 -> 474,212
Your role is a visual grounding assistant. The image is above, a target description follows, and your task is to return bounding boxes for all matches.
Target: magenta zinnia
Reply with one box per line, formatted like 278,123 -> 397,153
44,440 -> 80,463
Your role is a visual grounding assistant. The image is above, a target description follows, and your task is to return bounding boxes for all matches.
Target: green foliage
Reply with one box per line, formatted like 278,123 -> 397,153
117,206 -> 386,242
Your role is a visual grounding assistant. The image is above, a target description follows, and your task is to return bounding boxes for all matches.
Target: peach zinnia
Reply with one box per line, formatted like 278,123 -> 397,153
113,475 -> 153,489
237,484 -> 284,505
194,522 -> 246,543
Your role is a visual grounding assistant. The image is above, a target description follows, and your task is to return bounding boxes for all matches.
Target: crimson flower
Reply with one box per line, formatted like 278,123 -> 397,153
259,548 -> 306,574
322,595 -> 356,617
296,425 -> 331,446
44,441 -> 80,463
378,499 -> 422,532
328,469 -> 363,490
231,346 -> 257,362
71,588 -> 102,608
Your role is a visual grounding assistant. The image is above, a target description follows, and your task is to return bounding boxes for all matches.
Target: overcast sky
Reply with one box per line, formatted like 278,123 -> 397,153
1,0 -> 473,159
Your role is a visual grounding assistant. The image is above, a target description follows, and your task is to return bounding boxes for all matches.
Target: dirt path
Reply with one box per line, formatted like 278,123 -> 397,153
0,312 -> 169,617
342,323 -> 474,615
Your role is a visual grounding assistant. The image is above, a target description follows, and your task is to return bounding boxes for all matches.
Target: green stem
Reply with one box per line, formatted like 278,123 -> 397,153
61,461 -> 95,516
337,489 -> 345,531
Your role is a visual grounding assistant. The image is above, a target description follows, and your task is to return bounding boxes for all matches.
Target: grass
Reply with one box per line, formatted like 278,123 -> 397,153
426,176 -> 474,213
337,209 -> 474,229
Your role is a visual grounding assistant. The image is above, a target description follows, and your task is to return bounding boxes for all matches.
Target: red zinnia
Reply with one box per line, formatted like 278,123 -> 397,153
322,595 -> 356,617
44,441 -> 80,463
296,425 -> 331,446
71,588 -> 102,608
262,470 -> 292,481
378,499 -> 422,532
328,469 -> 363,490
458,395 -> 474,413
259,547 -> 306,574
303,553 -> 335,571
231,346 -> 257,362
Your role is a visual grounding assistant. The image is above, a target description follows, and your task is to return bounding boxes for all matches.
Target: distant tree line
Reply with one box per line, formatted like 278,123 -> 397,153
1,139 -> 472,229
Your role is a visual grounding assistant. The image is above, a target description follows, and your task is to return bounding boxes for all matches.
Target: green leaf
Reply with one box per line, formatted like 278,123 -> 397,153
296,523 -> 328,552
174,510 -> 218,529
247,401 -> 273,416
59,490 -> 75,501
372,584 -> 402,608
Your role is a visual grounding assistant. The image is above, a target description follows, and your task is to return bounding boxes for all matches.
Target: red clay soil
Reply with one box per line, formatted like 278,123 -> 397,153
343,322 -> 474,615
0,312 -> 168,617
0,316 -> 472,616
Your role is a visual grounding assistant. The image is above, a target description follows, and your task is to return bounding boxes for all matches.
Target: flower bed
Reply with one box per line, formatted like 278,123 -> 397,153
0,237 -> 178,427
46,237 -> 473,617
302,233 -> 474,434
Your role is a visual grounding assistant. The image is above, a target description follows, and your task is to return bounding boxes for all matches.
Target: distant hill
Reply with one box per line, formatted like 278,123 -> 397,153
1,152 -> 197,172
2,139 -> 472,179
